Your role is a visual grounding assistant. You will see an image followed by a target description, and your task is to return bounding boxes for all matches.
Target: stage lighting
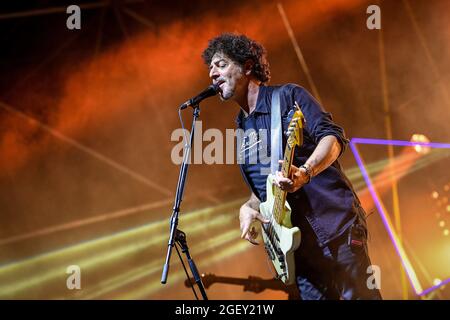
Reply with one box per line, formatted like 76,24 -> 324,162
411,134 -> 431,154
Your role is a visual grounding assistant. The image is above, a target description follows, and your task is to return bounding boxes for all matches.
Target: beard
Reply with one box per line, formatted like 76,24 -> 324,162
219,85 -> 234,100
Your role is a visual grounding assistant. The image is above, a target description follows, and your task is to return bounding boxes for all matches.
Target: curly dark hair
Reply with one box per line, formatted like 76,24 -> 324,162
201,33 -> 271,84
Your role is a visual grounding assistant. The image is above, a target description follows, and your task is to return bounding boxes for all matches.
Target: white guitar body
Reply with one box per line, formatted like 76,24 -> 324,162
260,174 -> 301,285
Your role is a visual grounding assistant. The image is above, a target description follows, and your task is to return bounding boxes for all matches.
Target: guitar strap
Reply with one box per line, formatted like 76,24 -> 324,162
270,87 -> 283,174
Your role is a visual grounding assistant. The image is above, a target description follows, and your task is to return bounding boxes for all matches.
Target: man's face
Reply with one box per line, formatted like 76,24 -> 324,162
209,52 -> 246,100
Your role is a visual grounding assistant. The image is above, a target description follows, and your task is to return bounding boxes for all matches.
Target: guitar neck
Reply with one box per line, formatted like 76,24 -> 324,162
273,142 -> 295,223
270,103 -> 305,224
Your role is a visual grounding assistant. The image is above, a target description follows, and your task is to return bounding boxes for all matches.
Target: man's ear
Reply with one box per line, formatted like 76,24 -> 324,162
244,60 -> 253,76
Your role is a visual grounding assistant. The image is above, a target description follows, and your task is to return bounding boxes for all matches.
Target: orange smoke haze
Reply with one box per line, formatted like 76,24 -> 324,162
0,0 -> 367,174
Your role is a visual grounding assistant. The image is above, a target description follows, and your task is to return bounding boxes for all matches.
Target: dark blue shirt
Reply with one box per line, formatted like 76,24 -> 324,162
238,113 -> 271,201
236,84 -> 363,247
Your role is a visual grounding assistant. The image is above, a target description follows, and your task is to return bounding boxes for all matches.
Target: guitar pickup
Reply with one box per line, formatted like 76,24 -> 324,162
276,248 -> 284,256
277,254 -> 284,264
264,243 -> 275,260
274,233 -> 280,242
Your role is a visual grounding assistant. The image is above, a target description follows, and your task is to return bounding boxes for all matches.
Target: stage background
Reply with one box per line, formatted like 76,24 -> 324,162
0,0 -> 449,300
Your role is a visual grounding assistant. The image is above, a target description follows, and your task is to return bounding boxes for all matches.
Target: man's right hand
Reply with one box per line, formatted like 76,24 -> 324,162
239,204 -> 270,245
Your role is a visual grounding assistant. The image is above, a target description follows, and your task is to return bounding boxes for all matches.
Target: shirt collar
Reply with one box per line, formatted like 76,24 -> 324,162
235,85 -> 269,127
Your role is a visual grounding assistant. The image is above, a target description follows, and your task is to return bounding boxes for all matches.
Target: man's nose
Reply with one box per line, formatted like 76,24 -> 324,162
209,66 -> 219,79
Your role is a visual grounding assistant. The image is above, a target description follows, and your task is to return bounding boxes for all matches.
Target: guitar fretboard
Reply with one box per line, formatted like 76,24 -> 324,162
272,106 -> 304,224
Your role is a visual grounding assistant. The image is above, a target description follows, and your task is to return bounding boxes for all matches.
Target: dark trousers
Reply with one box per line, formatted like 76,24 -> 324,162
294,219 -> 382,300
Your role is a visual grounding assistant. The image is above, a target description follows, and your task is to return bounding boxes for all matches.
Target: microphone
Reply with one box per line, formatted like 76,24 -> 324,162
180,84 -> 220,109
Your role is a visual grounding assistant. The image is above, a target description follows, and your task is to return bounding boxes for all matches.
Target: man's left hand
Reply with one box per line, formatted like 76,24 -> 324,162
273,160 -> 310,193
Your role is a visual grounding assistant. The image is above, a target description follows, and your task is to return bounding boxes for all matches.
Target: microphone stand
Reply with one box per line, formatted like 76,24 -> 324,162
161,103 -> 208,300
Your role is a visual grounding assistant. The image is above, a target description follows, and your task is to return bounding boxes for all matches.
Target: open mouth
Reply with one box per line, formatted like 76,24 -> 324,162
216,80 -> 225,90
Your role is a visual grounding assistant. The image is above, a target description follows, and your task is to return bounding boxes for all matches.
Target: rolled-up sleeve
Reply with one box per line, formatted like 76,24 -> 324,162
292,85 -> 349,157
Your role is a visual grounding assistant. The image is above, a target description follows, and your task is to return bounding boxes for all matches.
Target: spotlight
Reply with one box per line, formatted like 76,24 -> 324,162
432,191 -> 439,199
433,278 -> 442,286
410,134 -> 431,154
444,229 -> 449,236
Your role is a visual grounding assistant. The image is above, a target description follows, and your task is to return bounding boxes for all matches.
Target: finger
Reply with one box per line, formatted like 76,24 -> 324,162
249,227 -> 259,241
280,177 -> 293,185
272,175 -> 281,187
245,233 -> 259,245
274,171 -> 286,186
240,223 -> 250,239
282,176 -> 294,188
244,226 -> 260,245
279,178 -> 293,188
256,212 -> 270,224
289,165 -> 300,180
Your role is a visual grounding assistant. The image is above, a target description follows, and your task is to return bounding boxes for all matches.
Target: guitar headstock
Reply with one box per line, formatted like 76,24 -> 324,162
286,102 -> 305,148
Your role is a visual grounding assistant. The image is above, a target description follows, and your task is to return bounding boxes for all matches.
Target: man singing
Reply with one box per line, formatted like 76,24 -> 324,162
201,33 -> 381,300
